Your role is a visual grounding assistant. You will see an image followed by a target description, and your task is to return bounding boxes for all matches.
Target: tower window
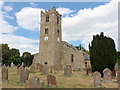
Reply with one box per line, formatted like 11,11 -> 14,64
57,30 -> 59,37
46,16 -> 49,22
44,62 -> 47,65
45,28 -> 49,34
71,54 -> 74,62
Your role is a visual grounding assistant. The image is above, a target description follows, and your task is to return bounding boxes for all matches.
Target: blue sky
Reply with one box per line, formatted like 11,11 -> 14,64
1,0 -> 118,54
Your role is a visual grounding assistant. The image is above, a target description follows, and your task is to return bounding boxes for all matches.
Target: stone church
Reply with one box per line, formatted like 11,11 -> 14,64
33,7 -> 89,70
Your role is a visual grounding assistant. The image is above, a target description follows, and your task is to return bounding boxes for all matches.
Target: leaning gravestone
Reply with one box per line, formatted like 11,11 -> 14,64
93,71 -> 102,87
64,65 -> 72,77
47,74 -> 57,88
103,68 -> 112,83
25,77 -> 44,88
2,66 -> 8,81
43,64 -> 49,74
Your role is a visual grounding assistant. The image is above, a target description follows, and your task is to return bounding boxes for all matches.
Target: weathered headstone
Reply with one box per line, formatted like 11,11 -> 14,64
93,71 -> 102,87
117,71 -> 120,90
25,77 -> 44,88
103,68 -> 112,83
64,65 -> 72,77
19,68 -> 26,83
17,65 -> 24,76
25,69 -> 30,80
2,66 -> 8,81
30,65 -> 35,73
47,75 -> 57,88
43,64 -> 49,74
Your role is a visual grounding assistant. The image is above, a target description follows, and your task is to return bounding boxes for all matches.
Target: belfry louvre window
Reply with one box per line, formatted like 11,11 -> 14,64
46,16 -> 49,22
45,28 -> 49,34
71,54 -> 74,62
57,30 -> 59,37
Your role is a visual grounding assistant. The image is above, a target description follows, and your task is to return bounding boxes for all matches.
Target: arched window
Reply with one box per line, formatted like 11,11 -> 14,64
46,16 -> 49,22
45,28 -> 49,35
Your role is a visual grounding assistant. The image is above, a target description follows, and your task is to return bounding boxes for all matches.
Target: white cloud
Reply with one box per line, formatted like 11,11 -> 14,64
30,2 -> 38,7
15,7 -> 44,30
62,0 -> 118,50
1,34 -> 39,54
56,7 -> 75,16
3,6 -> 13,11
0,1 -> 17,34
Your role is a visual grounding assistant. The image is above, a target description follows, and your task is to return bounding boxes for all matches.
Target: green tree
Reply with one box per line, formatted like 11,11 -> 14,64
89,32 -> 117,75
10,48 -> 20,56
1,44 -> 11,66
117,52 -> 120,65
22,52 -> 34,67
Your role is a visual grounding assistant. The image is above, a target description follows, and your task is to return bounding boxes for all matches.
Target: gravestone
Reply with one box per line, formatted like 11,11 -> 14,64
64,65 -> 72,77
25,77 -> 44,88
2,66 -> 8,81
30,65 -> 35,73
43,64 -> 49,74
93,71 -> 102,87
47,75 -> 57,88
25,69 -> 30,80
19,68 -> 26,83
39,64 -> 44,72
103,68 -> 112,83
17,65 -> 24,76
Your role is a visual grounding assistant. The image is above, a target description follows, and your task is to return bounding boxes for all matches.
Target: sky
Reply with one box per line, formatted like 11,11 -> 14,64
0,0 -> 119,55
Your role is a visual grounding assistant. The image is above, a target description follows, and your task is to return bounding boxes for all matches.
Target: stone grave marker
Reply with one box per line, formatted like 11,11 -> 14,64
2,66 -> 8,81
47,74 -> 57,88
11,62 -> 15,67
64,65 -> 72,77
25,69 -> 30,80
43,64 -> 49,74
93,71 -> 102,87
103,68 -> 112,83
19,67 -> 26,83
25,77 -> 44,88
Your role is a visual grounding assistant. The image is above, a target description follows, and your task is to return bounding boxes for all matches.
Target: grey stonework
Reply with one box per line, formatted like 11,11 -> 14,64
32,7 -> 89,71
103,68 -> 112,83
64,65 -> 72,77
25,77 -> 44,88
47,74 -> 57,88
93,71 -> 102,87
2,66 -> 8,81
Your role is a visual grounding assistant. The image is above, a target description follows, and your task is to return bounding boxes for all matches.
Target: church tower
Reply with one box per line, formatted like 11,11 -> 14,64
39,7 -> 62,67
